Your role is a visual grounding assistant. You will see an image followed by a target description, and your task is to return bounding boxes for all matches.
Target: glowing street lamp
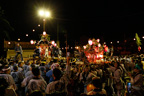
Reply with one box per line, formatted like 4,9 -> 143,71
134,38 -> 136,40
142,36 -> 144,39
26,34 -> 28,37
33,29 -> 35,32
18,38 -> 20,41
38,24 -> 40,27
8,42 -> 11,45
110,42 -> 112,44
38,9 -> 51,31
38,10 -> 51,17
117,41 -> 119,43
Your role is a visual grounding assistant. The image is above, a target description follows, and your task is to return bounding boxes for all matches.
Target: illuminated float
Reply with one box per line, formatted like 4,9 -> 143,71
33,31 -> 59,58
83,38 -> 108,64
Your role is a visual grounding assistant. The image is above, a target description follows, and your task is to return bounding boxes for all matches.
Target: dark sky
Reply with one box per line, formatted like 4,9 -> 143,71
1,0 -> 144,47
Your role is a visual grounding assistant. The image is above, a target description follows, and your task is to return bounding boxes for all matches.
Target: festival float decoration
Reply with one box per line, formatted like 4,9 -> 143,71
135,33 -> 142,52
83,38 -> 108,64
34,31 -> 56,58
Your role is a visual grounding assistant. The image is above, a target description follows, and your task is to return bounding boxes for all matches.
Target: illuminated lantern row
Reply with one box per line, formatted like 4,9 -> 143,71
88,38 -> 100,46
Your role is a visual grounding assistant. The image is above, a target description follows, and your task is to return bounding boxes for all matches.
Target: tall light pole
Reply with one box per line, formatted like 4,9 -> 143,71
38,9 -> 51,40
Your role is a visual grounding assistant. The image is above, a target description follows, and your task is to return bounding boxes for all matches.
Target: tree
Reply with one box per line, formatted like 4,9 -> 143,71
0,6 -> 14,57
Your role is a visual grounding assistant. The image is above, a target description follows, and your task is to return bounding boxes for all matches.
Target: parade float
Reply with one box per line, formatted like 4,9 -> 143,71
83,38 -> 108,64
32,31 -> 61,58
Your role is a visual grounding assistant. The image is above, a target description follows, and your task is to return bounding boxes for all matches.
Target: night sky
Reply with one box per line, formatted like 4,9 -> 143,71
1,0 -> 144,47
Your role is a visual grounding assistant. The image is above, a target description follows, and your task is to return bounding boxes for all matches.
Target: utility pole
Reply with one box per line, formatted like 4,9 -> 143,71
66,32 -> 68,57
57,22 -> 60,47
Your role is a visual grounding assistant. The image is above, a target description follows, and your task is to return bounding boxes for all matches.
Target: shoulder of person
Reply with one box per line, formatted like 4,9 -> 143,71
5,88 -> 17,96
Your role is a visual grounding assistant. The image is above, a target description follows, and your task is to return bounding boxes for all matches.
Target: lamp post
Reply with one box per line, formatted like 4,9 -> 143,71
38,9 -> 51,39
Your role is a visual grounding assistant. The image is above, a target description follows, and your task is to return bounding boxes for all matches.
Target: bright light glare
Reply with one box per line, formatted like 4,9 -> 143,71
45,11 -> 51,17
39,10 -> 44,16
39,10 -> 51,18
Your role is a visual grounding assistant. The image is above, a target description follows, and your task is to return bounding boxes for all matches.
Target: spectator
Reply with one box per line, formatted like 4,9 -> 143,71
80,65 -> 93,93
0,64 -> 17,90
112,62 -> 124,96
45,57 -> 71,95
14,43 -> 23,61
0,77 -> 17,96
39,62 -> 46,79
128,64 -> 144,96
11,65 -> 24,96
27,67 -> 47,95
46,59 -> 60,83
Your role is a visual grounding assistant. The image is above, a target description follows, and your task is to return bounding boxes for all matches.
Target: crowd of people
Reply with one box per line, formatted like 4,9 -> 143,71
0,54 -> 144,96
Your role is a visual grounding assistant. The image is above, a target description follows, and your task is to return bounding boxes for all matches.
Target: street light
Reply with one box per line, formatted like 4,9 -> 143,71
38,9 -> 51,32
39,10 -> 51,17
18,38 -> 20,41
26,34 -> 28,37
8,42 -> 11,45
32,29 -> 35,32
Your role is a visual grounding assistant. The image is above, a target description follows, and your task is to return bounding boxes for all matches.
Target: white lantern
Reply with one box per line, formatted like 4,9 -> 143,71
30,40 -> 34,44
88,40 -> 93,45
43,31 -> 46,35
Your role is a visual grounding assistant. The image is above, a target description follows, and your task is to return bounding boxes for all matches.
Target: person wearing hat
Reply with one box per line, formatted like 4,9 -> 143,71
128,64 -> 143,95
